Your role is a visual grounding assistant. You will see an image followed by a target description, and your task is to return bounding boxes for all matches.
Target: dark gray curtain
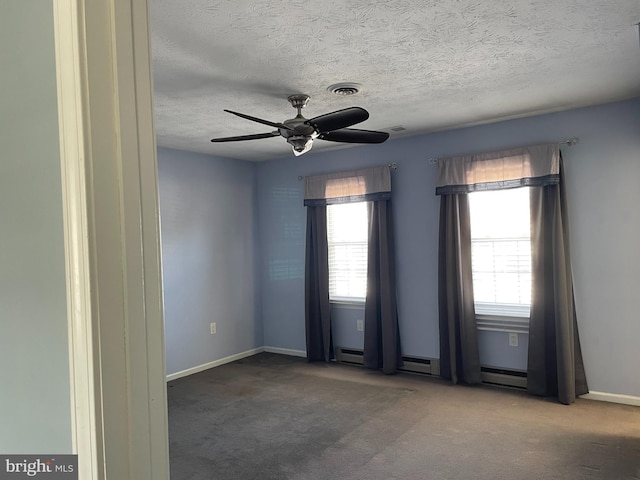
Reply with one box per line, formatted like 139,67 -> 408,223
304,205 -> 332,362
527,160 -> 588,404
437,194 -> 482,384
363,199 -> 402,374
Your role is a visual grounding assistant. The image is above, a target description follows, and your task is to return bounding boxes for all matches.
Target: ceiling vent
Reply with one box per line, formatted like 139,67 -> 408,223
327,82 -> 362,96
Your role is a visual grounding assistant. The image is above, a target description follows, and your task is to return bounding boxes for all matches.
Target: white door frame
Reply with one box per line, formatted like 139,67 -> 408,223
53,1 -> 170,479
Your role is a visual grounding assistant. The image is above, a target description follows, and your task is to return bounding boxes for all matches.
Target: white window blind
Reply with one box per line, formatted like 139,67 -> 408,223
469,188 -> 531,319
327,202 -> 368,301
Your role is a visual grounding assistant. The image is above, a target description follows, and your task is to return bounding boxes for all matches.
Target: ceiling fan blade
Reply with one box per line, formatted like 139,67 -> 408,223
211,131 -> 280,142
224,109 -> 293,130
306,107 -> 369,133
317,128 -> 389,144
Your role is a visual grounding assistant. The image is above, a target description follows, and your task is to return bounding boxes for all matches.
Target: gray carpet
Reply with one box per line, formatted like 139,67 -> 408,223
168,353 -> 640,480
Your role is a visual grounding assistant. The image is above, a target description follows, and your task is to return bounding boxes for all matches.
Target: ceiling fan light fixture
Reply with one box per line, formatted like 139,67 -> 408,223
287,135 -> 314,156
327,82 -> 362,96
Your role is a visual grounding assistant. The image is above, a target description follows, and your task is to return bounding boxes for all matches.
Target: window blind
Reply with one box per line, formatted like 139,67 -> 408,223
469,187 -> 531,319
327,202 -> 368,300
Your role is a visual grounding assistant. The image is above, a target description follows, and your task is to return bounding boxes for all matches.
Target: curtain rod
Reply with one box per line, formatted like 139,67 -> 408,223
427,137 -> 580,165
297,163 -> 397,181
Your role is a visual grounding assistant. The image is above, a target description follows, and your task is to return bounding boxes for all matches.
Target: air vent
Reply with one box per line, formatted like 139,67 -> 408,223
327,82 -> 362,96
389,125 -> 406,132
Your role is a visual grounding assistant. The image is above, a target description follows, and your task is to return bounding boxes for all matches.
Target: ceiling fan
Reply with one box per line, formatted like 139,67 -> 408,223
211,94 -> 389,156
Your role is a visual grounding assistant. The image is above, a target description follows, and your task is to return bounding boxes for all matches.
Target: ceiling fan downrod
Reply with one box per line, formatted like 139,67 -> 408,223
287,94 -> 310,116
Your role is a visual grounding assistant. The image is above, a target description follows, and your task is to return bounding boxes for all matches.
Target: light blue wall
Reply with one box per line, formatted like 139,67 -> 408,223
257,98 -> 640,397
0,1 -> 72,452
158,148 -> 262,375
560,100 -> 640,396
255,164 -> 307,350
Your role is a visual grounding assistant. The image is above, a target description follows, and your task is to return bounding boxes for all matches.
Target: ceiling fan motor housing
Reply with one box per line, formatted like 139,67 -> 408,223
280,100 -> 319,155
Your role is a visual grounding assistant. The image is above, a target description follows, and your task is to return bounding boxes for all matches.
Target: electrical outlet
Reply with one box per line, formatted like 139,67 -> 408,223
356,319 -> 364,332
210,322 -> 216,335
508,332 -> 518,347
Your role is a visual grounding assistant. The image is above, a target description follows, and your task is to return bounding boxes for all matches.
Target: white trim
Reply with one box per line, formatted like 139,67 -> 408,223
54,0 -> 169,478
476,315 -> 530,334
264,347 -> 308,358
166,348 -> 266,382
53,2 -> 101,478
580,391 -> 640,407
330,300 -> 366,309
54,1 -> 111,477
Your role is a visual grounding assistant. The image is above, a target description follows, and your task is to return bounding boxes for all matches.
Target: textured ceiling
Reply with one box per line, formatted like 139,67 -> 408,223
150,1 -> 640,162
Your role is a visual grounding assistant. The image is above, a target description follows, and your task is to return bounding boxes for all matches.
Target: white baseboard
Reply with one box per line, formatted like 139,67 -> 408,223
581,391 -> 640,407
264,346 -> 307,358
166,347 -> 265,382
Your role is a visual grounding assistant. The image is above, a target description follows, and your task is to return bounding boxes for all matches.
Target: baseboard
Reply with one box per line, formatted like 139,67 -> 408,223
166,347 -> 265,381
580,391 -> 640,407
264,346 -> 307,358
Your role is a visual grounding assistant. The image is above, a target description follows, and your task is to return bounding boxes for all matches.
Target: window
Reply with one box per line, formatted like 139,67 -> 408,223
468,188 -> 531,322
326,202 -> 368,301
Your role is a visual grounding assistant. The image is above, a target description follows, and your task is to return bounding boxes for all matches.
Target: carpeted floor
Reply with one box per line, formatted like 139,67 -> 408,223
168,353 -> 640,480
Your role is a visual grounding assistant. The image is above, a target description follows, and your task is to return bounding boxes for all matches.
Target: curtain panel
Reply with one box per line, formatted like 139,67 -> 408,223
527,159 -> 589,404
304,165 -> 401,372
304,205 -> 332,362
363,199 -> 403,374
437,194 -> 481,384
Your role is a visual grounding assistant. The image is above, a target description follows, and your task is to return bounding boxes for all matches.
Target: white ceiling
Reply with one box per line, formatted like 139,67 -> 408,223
150,0 -> 640,162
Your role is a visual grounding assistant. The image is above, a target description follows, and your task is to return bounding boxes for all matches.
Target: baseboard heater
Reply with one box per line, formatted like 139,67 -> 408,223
335,347 -> 526,389
480,366 -> 527,389
335,347 -> 440,376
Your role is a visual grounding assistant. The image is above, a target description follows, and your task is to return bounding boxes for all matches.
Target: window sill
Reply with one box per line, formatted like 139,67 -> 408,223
330,298 -> 365,309
476,314 -> 529,334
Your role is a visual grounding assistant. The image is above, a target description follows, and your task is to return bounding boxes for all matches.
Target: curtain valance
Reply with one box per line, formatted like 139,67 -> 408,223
304,165 -> 391,206
435,144 -> 560,195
